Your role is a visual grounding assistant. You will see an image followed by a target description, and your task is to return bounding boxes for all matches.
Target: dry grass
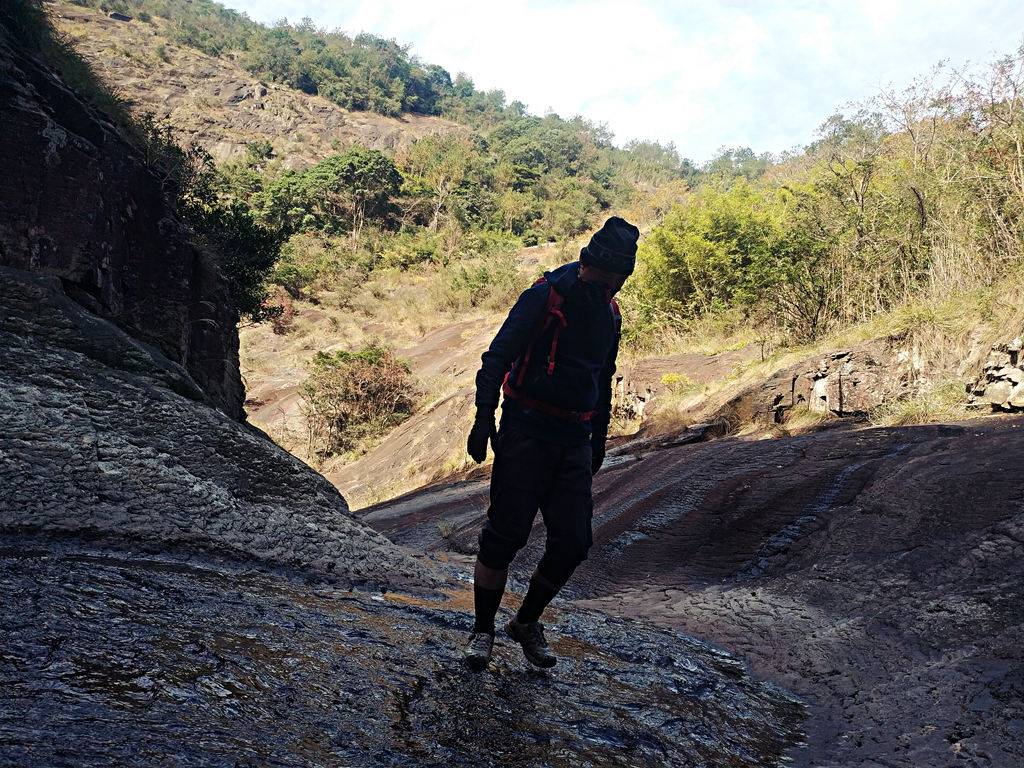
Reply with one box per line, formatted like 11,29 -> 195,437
868,378 -> 973,427
621,273 -> 1024,441
638,394 -> 699,436
782,405 -> 835,433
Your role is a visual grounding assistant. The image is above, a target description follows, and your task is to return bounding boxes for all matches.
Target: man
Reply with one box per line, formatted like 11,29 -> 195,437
463,216 -> 639,671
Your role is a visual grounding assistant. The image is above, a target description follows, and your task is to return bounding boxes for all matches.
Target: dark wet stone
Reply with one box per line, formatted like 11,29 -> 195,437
0,547 -> 805,767
0,268 -> 436,592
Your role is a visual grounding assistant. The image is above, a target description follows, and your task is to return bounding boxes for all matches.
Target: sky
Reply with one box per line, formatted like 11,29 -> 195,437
225,0 -> 1024,165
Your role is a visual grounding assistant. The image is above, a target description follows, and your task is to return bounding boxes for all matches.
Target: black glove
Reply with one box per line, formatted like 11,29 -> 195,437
467,408 -> 497,463
591,432 -> 607,475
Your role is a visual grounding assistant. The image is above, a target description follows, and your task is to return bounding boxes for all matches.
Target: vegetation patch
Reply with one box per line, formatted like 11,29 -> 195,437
301,347 -> 419,460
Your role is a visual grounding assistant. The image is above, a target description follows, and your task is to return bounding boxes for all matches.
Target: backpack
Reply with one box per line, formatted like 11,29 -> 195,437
501,276 -> 621,422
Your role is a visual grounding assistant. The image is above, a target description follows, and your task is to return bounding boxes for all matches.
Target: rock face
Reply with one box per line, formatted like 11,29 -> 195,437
727,340 -> 906,423
0,22 -> 243,419
968,339 -> 1024,410
0,266 -> 435,589
0,253 -> 807,768
613,346 -> 761,421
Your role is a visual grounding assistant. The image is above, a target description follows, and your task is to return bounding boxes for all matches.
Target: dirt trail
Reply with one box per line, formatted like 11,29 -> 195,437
361,415 -> 1024,768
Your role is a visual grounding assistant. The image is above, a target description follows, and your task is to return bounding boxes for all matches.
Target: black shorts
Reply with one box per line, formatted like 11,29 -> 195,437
477,428 -> 594,586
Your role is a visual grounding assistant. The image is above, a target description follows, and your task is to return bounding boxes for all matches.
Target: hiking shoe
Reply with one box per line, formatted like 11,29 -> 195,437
463,632 -> 494,671
505,618 -> 557,668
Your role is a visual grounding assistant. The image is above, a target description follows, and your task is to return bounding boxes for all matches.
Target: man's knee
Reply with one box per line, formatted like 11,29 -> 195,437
538,533 -> 591,586
477,522 -> 530,570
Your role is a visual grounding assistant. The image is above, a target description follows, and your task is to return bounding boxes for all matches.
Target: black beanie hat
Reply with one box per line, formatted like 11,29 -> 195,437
581,216 -> 639,276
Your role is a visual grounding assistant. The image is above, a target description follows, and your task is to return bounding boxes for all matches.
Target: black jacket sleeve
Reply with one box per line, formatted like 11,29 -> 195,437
474,282 -> 550,410
591,318 -> 620,440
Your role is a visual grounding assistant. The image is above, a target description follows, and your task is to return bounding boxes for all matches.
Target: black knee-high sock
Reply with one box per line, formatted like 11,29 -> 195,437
473,584 -> 504,635
516,574 -> 560,624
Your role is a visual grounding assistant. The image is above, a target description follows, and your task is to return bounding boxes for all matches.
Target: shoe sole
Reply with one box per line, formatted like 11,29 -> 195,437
505,621 -> 557,668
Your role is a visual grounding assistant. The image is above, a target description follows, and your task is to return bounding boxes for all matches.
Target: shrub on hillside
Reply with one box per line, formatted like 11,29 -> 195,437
263,284 -> 295,335
301,347 -> 418,458
431,253 -> 522,313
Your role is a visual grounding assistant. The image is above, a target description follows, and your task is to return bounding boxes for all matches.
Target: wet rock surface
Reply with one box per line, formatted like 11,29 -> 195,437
1,545 -> 805,767
0,267 -> 435,591
1,228 -> 804,767
370,418 -> 1024,767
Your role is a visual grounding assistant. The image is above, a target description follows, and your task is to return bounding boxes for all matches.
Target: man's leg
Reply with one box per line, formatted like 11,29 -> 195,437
464,429 -> 552,670
506,440 -> 593,667
515,569 -> 560,625
529,439 -> 594,618
472,559 -> 507,635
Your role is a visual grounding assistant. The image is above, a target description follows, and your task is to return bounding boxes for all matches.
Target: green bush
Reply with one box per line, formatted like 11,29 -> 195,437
377,229 -> 440,270
301,347 -> 419,457
432,254 -> 522,313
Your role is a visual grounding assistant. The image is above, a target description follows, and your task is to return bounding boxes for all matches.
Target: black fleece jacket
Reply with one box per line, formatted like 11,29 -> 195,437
474,261 -> 620,446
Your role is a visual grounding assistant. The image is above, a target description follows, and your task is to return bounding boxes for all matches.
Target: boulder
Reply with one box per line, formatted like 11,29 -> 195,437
1010,382 -> 1024,408
997,366 -> 1024,384
726,340 -> 904,423
968,341 -> 1024,411
985,380 -> 1013,406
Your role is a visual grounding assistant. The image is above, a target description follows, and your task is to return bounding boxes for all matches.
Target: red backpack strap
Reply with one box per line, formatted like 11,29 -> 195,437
514,278 -> 565,386
501,281 -> 616,423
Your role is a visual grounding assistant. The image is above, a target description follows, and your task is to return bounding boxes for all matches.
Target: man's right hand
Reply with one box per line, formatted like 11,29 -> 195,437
467,408 -> 497,463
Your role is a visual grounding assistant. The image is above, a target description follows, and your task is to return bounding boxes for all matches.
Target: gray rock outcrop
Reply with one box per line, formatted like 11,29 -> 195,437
726,340 -> 906,423
969,339 -> 1024,410
0,266 -> 436,589
0,24 -> 243,418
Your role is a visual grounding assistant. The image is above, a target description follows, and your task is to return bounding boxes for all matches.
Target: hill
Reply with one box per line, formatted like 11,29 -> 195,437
48,2 -> 464,166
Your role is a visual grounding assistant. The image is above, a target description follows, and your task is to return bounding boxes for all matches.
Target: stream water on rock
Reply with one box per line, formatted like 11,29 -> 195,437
1,544 -> 805,767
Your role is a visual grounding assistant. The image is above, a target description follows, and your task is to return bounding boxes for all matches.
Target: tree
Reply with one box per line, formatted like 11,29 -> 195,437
703,146 -> 774,185
399,135 -> 484,232
637,182 -> 776,316
303,149 -> 402,239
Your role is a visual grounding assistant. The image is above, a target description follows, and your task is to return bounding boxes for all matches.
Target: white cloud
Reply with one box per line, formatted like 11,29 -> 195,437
227,0 -> 1024,163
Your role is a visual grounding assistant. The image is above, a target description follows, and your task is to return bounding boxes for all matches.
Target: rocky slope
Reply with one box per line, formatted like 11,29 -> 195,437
363,416 -> 1024,767
0,265 -> 432,589
0,16 -> 243,417
1,10 -> 807,766
7,7 -> 1020,766
0,265 -> 808,764
48,2 -> 463,166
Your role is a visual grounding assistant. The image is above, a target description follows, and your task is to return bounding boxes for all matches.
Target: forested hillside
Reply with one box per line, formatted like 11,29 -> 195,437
628,73 -> 1024,347
49,0 -> 1024,471
62,1 -> 1023,339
